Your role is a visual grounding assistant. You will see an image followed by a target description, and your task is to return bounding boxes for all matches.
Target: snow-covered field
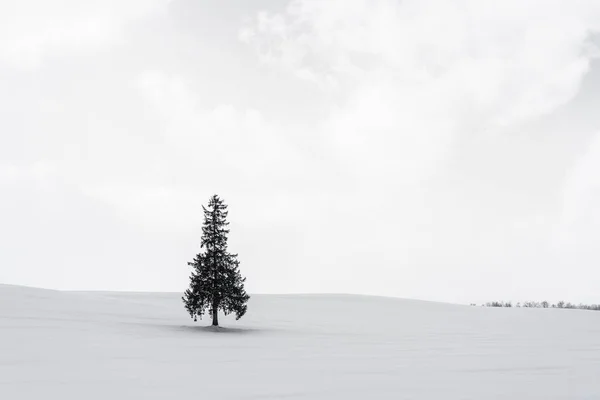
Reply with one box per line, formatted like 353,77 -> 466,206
1,284 -> 599,399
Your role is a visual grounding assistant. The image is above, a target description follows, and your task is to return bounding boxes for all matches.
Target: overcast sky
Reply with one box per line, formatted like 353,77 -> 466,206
1,0 -> 600,304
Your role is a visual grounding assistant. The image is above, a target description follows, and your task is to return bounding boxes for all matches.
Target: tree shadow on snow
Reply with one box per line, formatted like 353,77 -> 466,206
126,320 -> 276,336
175,324 -> 266,335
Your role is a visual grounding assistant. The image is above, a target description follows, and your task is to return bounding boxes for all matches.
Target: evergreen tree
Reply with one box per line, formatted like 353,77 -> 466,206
182,195 -> 249,326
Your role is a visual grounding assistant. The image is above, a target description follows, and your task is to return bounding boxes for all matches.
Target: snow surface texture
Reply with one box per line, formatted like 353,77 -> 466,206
1,284 -> 599,399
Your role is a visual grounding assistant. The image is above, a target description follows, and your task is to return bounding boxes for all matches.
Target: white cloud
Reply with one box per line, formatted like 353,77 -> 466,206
235,0 -> 600,299
0,0 -> 172,68
243,0 -> 600,182
76,70 -> 315,230
79,183 -> 206,232
557,132 -> 600,248
0,161 -> 57,183
322,78 -> 455,182
135,70 -> 308,186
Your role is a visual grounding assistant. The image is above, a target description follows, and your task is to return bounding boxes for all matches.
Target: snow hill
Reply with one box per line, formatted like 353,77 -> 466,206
1,284 -> 599,399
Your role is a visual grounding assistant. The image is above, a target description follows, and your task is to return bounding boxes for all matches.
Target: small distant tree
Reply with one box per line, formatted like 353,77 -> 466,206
182,195 -> 250,326
541,301 -> 549,308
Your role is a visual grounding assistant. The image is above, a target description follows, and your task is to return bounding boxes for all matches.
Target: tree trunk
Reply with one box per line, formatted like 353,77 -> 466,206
212,303 -> 219,326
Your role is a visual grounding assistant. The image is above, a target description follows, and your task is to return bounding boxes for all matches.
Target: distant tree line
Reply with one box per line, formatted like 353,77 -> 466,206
473,301 -> 600,310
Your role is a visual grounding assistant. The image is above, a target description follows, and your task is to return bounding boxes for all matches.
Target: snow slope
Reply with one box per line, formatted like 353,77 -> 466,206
1,284 -> 599,399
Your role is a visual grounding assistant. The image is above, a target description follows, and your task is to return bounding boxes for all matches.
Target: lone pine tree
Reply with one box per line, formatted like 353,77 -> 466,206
182,195 -> 249,326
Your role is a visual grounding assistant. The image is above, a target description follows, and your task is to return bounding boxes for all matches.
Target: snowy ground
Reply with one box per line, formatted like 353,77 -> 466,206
1,284 -> 599,399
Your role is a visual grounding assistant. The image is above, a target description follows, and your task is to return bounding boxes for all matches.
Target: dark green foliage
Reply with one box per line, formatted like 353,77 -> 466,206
182,195 -> 250,326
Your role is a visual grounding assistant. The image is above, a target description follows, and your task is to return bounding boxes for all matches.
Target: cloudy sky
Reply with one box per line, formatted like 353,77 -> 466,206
1,0 -> 600,304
